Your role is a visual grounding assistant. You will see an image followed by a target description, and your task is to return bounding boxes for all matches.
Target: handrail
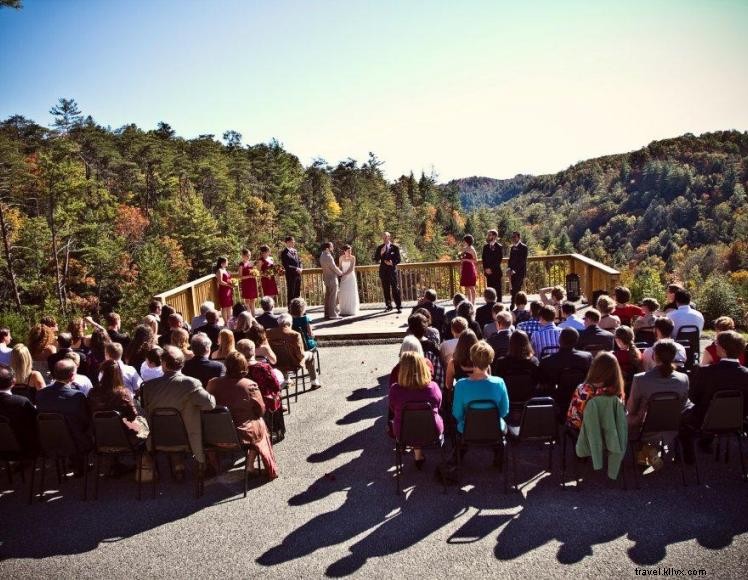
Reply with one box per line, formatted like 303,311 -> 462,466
154,253 -> 619,322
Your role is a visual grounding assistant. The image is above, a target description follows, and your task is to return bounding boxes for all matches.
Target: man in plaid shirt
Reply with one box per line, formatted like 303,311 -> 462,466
531,305 -> 562,358
517,301 -> 543,337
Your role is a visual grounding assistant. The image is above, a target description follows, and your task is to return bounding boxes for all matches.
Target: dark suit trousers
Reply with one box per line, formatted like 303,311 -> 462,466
285,273 -> 301,304
380,268 -> 401,308
486,272 -> 503,300
510,272 -> 524,308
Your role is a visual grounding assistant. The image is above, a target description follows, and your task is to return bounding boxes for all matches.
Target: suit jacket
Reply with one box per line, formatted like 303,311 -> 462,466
578,325 -> 615,352
0,391 -> 39,457
320,251 -> 343,283
627,368 -> 690,432
539,348 -> 593,387
36,382 -> 93,453
267,326 -> 306,373
689,360 -> 748,426
141,371 -> 216,462
281,247 -> 302,275
482,242 -> 503,272
508,242 -> 528,277
475,301 -> 496,329
256,312 -> 280,330
487,329 -> 513,359
182,356 -> 226,388
193,323 -> 221,351
374,243 -> 401,274
413,300 -> 446,334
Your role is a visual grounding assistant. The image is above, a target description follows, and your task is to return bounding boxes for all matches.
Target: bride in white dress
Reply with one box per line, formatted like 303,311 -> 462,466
338,244 -> 360,316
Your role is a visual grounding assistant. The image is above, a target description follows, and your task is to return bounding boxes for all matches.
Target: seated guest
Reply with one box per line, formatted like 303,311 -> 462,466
157,304 -> 176,339
566,352 -> 625,432
104,312 -> 130,348
516,300 -> 543,337
141,315 -> 159,341
445,330 -> 479,390
627,340 -> 689,470
0,366 -> 38,458
452,341 -> 509,466
290,298 -> 318,351
28,323 -> 57,376
475,287 -> 498,329
641,317 -> 687,371
36,359 -> 93,475
86,328 -> 111,383
207,352 -> 278,479
170,328 -> 194,362
157,312 -> 185,347
183,333 -> 226,388
142,346 -> 216,474
492,329 -> 540,383
227,302 -> 247,331
407,313 -> 444,389
211,328 -> 236,361
530,305 -> 562,358
124,324 -> 155,372
47,333 -> 89,376
456,300 -> 482,338
267,314 -> 320,389
40,315 -> 59,336
486,311 -> 514,359
248,322 -> 277,365
389,351 -> 443,469
538,285 -> 565,320
413,288 -> 446,334
409,307 -> 441,344
232,311 -> 255,342
667,289 -> 704,337
439,316 -> 467,367
194,310 -> 221,351
65,352 -> 94,396
191,301 -> 215,330
511,291 -> 531,325
67,318 -> 92,353
0,327 -> 13,367
614,326 -> 642,391
701,317 -> 745,366
539,328 -> 593,389
256,297 -> 280,330
558,302 -> 585,331
483,303 -> 511,340
89,360 -> 148,443
442,293 -> 467,338
390,336 -> 433,387
104,342 -> 142,395
140,346 -> 164,382
663,283 -> 683,313
237,339 -> 285,439
597,295 -> 621,331
9,344 -> 46,390
633,298 -> 660,333
577,309 -> 615,352
611,286 -> 645,326
147,299 -> 163,323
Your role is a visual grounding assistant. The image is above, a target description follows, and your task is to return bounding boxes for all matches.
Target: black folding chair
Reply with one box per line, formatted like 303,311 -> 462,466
629,391 -> 687,488
10,384 -> 36,405
92,411 -> 146,500
676,325 -> 701,368
456,400 -> 507,491
35,412 -> 89,502
580,344 -> 609,357
393,402 -> 447,495
634,327 -> 656,347
503,373 -> 536,426
149,408 -> 202,499
694,390 -> 746,484
201,407 -> 258,498
269,339 -> 306,403
553,368 -> 587,424
0,415 -> 36,504
506,397 -> 558,492
541,346 -> 559,359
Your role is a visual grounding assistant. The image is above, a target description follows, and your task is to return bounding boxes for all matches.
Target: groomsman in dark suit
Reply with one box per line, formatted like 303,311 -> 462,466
374,231 -> 402,313
482,229 -> 503,301
507,231 -> 528,309
281,235 -> 303,305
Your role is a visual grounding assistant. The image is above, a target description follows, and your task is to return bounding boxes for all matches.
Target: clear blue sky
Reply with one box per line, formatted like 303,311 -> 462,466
1,0 -> 747,181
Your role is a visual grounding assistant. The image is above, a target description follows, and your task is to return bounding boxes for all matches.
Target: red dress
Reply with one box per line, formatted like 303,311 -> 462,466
260,258 -> 278,297
460,253 -> 477,287
239,261 -> 258,300
218,271 -> 234,308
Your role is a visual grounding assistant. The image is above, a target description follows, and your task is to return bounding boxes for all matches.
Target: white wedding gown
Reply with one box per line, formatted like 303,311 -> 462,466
338,257 -> 360,316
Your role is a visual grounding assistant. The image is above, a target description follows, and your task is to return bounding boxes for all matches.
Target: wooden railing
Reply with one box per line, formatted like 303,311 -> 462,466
154,253 -> 620,322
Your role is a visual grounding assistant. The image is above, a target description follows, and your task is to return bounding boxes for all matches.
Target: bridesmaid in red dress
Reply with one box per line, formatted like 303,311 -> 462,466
257,244 -> 279,299
215,256 -> 234,323
238,248 -> 259,316
459,234 -> 478,304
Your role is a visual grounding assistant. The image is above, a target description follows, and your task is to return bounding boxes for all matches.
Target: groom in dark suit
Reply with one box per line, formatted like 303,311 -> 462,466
280,235 -> 303,305
374,231 -> 402,313
508,231 -> 528,309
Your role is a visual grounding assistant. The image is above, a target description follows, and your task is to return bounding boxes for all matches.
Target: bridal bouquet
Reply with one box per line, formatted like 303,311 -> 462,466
245,267 -> 261,278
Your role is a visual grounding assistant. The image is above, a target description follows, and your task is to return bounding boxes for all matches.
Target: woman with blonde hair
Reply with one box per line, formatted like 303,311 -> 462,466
389,335 -> 433,387
10,344 -> 46,390
28,323 -> 57,375
170,328 -> 194,361
597,295 -> 621,331
211,328 -> 236,361
566,352 -> 625,431
388,351 -> 443,469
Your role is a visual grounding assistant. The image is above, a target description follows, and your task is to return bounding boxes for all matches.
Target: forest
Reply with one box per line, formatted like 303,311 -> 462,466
0,98 -> 746,333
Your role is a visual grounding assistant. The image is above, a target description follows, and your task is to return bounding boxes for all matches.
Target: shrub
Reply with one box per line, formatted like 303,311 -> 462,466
628,266 -> 666,305
696,273 -> 743,329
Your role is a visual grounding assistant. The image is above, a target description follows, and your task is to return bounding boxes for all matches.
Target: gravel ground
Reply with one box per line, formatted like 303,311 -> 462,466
1,343 -> 747,579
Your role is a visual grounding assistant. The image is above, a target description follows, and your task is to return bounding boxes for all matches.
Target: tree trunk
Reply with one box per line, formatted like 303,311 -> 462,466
0,202 -> 22,308
49,192 -> 66,313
